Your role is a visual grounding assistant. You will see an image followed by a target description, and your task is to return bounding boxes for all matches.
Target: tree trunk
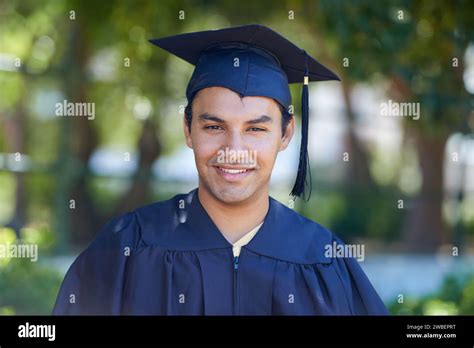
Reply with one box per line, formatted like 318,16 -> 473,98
3,106 -> 27,236
340,81 -> 378,189
54,21 -> 100,251
402,129 -> 448,252
112,119 -> 161,217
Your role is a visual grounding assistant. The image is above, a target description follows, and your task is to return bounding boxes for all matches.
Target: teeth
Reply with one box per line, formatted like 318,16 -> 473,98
218,167 -> 248,174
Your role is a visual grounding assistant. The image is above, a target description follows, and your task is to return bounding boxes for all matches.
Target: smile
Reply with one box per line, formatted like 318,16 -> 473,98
217,167 -> 250,174
214,166 -> 255,182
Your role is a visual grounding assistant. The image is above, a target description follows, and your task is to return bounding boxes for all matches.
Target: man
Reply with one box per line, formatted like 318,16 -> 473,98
53,24 -> 388,315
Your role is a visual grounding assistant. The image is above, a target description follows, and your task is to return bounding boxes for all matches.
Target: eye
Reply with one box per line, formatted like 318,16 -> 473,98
248,127 -> 266,132
204,125 -> 223,130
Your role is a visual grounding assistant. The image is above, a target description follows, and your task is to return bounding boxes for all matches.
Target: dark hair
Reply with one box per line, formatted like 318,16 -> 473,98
184,96 -> 293,136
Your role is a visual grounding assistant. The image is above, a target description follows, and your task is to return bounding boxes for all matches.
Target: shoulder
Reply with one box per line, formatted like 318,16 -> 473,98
133,194 -> 183,227
89,192 -> 186,250
246,198 -> 339,264
271,197 -> 336,245
129,192 -> 190,246
272,198 -> 333,238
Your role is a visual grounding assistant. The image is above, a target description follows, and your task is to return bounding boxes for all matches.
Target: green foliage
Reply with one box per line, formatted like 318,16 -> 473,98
0,258 -> 63,315
459,278 -> 474,314
317,0 -> 474,135
301,183 -> 404,241
0,225 -> 61,315
389,273 -> 474,315
21,224 -> 57,254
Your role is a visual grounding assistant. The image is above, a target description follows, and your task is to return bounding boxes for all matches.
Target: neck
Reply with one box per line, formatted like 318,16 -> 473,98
197,185 -> 269,244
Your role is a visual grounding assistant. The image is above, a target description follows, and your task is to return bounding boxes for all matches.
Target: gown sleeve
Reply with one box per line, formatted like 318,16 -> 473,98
52,212 -> 140,315
332,237 -> 389,315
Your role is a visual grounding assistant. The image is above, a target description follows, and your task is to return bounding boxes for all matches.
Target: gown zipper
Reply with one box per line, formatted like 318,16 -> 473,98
233,255 -> 239,315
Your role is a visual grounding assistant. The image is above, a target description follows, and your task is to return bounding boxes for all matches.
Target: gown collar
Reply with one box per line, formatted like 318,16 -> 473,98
175,188 -> 332,264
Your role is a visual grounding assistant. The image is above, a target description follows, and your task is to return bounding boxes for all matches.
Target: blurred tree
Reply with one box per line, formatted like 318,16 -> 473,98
315,0 -> 474,251
3,102 -> 27,235
1,0 -> 472,254
55,0 -> 193,249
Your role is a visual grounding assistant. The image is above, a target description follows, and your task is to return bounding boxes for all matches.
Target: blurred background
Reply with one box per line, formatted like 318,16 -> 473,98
0,0 -> 473,315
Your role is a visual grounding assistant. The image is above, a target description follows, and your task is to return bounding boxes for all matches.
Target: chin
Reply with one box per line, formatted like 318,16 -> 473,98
209,185 -> 256,205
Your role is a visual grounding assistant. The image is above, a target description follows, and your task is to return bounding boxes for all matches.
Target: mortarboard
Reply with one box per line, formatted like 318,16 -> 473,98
149,24 -> 340,200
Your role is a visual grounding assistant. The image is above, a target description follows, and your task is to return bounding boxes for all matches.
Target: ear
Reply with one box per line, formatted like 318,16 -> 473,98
183,116 -> 193,149
279,116 -> 294,152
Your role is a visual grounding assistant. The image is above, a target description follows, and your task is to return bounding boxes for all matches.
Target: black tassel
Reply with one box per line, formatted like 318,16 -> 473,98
290,51 -> 312,201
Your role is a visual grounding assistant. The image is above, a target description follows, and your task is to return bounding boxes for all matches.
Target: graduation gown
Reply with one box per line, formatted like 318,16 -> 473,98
52,189 -> 388,315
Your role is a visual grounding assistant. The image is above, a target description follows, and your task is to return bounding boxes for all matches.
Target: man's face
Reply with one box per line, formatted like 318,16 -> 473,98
184,86 -> 294,204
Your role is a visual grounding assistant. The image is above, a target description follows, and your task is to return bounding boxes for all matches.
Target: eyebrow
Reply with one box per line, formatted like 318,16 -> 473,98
198,113 -> 273,124
198,113 -> 225,123
246,115 -> 273,125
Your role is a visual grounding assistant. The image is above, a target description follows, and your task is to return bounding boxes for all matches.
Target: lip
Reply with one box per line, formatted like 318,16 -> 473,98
213,166 -> 255,182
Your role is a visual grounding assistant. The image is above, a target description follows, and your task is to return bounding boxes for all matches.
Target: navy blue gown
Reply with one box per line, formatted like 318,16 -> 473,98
53,189 -> 388,315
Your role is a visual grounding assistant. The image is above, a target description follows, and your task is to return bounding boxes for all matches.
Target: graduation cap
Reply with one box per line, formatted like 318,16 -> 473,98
149,24 -> 340,200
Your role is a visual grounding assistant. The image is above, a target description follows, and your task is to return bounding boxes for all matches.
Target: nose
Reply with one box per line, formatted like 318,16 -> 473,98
221,129 -> 249,165
226,129 -> 245,152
